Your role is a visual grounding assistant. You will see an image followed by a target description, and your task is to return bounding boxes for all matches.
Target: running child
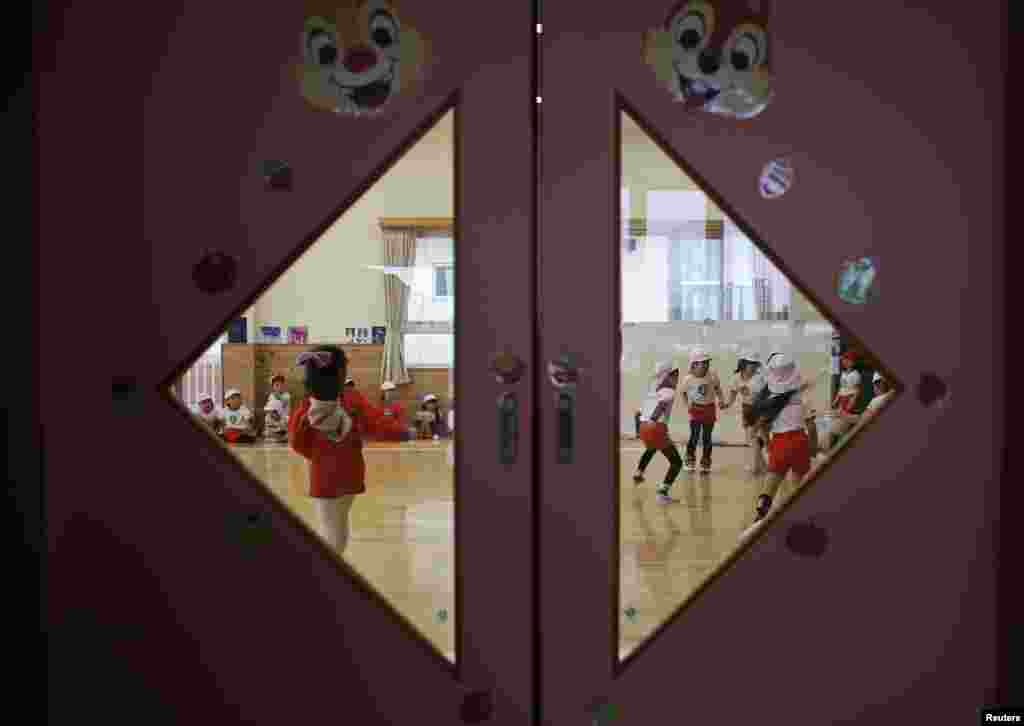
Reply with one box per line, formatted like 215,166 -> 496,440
633,361 -> 685,503
744,353 -> 813,533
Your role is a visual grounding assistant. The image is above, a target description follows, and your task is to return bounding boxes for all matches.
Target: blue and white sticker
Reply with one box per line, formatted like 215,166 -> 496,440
759,157 -> 794,199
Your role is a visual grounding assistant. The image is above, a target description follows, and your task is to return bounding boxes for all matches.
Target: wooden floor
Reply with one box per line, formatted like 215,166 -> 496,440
230,440 -> 815,662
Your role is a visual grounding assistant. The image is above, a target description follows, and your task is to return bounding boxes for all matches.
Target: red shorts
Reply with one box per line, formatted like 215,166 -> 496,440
767,430 -> 811,477
222,430 -> 255,444
638,421 -> 671,450
836,394 -> 856,415
689,403 -> 717,425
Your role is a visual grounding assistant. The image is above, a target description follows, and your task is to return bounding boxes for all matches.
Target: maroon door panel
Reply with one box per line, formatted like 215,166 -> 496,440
539,1 -> 1003,723
45,0 -> 535,723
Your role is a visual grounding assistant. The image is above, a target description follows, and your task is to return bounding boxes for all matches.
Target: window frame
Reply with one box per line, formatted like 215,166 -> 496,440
380,220 -> 455,368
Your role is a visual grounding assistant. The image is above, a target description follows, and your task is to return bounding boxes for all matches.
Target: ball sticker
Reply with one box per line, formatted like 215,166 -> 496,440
296,0 -> 434,118
642,0 -> 775,120
759,157 -> 794,199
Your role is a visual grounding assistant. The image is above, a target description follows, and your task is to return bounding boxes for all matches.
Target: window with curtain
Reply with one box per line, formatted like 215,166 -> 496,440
621,189 -> 791,322
178,332 -> 228,407
404,234 -> 454,367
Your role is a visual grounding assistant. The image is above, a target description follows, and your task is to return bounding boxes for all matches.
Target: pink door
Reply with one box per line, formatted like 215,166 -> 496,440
538,0 -> 1005,723
44,0 -> 1006,722
44,1 -> 536,724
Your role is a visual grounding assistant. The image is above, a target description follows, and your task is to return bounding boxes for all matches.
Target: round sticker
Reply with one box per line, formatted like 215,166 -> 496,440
759,157 -> 794,199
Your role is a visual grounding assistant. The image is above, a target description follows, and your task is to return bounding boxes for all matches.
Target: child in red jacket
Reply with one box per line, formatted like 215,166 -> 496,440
289,347 -> 368,554
369,381 -> 411,441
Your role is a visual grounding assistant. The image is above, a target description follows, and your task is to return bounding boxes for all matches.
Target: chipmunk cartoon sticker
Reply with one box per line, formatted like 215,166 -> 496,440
297,0 -> 432,117
642,0 -> 774,119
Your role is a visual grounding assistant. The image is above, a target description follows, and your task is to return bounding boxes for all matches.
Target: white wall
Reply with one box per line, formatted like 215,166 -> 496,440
252,112 -> 454,343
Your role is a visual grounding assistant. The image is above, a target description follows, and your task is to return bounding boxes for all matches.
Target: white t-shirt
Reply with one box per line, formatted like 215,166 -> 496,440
683,372 -> 721,407
730,371 -> 763,406
769,376 -> 806,434
639,386 -> 677,424
264,392 -> 291,434
267,391 -> 291,415
838,369 -> 862,397
222,405 -> 254,431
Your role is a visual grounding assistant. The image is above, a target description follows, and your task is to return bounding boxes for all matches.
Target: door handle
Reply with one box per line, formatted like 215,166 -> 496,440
557,392 -> 573,464
548,354 -> 580,464
498,393 -> 518,465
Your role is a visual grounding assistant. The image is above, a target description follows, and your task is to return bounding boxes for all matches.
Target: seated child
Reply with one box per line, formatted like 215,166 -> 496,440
415,394 -> 450,440
860,371 -> 894,423
342,377 -> 373,420
263,374 -> 291,442
367,381 -> 411,441
289,347 -> 369,554
190,392 -> 222,433
263,398 -> 289,442
221,388 -> 257,444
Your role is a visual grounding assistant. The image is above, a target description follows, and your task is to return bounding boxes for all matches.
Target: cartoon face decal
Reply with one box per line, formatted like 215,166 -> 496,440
297,0 -> 432,117
643,0 -> 774,119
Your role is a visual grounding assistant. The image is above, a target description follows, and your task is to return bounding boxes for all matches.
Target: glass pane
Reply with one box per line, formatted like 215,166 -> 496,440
619,109 -> 898,662
175,111 -> 457,663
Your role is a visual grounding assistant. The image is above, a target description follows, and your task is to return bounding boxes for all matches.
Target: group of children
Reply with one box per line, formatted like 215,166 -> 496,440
186,350 -> 455,555
632,347 -> 894,532
189,375 -> 451,445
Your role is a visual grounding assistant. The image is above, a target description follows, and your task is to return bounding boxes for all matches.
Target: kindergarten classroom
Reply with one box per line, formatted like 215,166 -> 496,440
173,110 -> 881,662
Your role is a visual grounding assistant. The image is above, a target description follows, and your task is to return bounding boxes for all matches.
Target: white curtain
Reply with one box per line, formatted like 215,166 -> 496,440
381,227 -> 417,386
722,220 -> 791,321
178,334 -> 226,408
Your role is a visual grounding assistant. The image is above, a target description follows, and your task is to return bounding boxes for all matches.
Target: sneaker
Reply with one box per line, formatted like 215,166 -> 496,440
632,472 -> 644,484
684,457 -> 697,472
655,488 -> 679,504
700,458 -> 712,474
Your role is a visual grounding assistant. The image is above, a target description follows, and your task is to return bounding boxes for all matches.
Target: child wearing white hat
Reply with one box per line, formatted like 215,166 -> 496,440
416,393 -> 449,440
634,360 -> 685,503
190,392 -> 223,433
369,381 -> 411,441
860,371 -> 894,424
681,347 -> 729,474
744,352 -> 813,531
220,388 -> 257,443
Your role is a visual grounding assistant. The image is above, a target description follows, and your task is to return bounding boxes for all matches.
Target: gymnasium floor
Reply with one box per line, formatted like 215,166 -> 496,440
230,439 -> 812,662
